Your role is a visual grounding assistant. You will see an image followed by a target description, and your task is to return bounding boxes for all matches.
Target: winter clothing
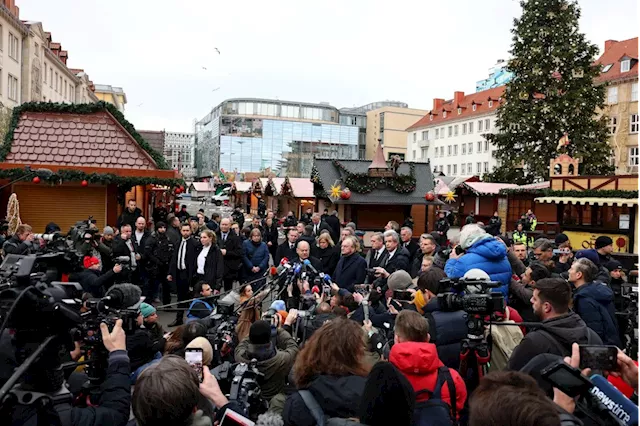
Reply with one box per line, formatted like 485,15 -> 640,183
507,312 -> 603,371
69,269 -> 116,297
2,235 -> 34,255
186,298 -> 214,322
116,207 -> 142,229
235,328 -> 299,400
140,303 -> 156,318
575,249 -> 612,284
422,298 -> 468,370
390,341 -> 467,418
333,253 -> 367,293
512,230 -> 528,246
317,245 -> 340,276
555,233 -> 569,245
241,240 -> 269,284
384,246 -> 412,275
486,215 -> 502,236
126,328 -> 164,372
573,282 -> 622,347
283,375 -> 366,426
595,236 -> 613,250
324,214 -> 341,243
387,270 -> 414,291
359,362 -> 415,426
444,236 -> 512,300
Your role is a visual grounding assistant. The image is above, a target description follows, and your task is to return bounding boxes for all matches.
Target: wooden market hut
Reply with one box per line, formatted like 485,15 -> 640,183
0,102 -> 180,232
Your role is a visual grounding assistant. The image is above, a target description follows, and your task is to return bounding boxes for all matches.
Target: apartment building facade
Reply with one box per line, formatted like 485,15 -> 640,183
365,106 -> 429,160
407,87 -> 504,178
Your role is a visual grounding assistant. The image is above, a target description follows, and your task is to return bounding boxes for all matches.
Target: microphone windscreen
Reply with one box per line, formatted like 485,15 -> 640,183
105,283 -> 142,308
270,266 -> 278,276
312,286 -> 320,294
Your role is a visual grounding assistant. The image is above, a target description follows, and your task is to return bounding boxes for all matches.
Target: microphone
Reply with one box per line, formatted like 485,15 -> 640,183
280,257 -> 289,265
312,285 -> 320,294
269,266 -> 278,276
303,259 -> 319,274
589,374 -> 637,425
102,283 -> 142,309
272,260 -> 292,277
321,273 -> 333,284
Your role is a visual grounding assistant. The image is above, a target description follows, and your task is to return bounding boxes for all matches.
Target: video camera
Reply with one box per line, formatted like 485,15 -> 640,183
212,360 -> 268,421
438,277 -> 505,316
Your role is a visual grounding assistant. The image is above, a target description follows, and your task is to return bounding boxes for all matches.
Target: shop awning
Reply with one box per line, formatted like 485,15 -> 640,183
535,196 -> 638,207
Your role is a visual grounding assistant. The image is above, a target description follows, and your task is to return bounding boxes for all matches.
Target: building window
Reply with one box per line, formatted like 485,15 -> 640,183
602,63 -> 613,73
631,114 -> 639,134
34,42 -> 39,57
443,111 -> 447,118
469,121 -> 474,133
472,104 -> 477,111
488,100 -> 493,108
461,163 -> 466,174
632,83 -> 638,102
462,123 -> 467,134
49,67 -> 53,87
484,140 -> 489,151
478,120 -> 484,132
439,165 -> 443,172
630,147 -> 639,166
468,142 -> 473,154
8,74 -> 18,101
607,87 -> 618,104
621,59 -> 631,73
435,128 -> 439,139
448,126 -> 452,137
453,145 -> 458,155
467,162 -> 472,174
64,81 -> 67,98
413,150 -> 416,160
8,32 -> 19,61
421,147 -> 427,160
0,68 -> 3,95
477,162 -> 481,173
485,119 -> 491,130
477,141 -> 482,152
454,125 -> 459,136
608,116 -> 618,134
55,72 -> 58,92
458,108 -> 462,115
453,164 -> 457,175
422,130 -> 429,140
0,24 -> 3,50
441,127 -> 445,138
462,144 -> 467,155
447,145 -> 452,156
429,114 -> 433,121
44,64 -> 47,83
440,146 -> 444,156
483,162 -> 489,173
413,133 -> 417,142
447,165 -> 451,175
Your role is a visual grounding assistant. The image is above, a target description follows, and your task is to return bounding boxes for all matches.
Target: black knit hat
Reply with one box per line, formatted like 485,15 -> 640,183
359,362 -> 415,426
554,233 -> 569,245
595,236 -> 613,250
156,221 -> 166,229
249,320 -> 272,345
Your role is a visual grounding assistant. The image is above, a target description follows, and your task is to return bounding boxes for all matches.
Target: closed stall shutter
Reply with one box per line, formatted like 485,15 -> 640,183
12,184 -> 106,234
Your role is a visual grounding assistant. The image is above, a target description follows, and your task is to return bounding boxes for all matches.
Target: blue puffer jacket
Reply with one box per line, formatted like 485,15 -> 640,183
445,237 -> 512,301
573,282 -> 622,347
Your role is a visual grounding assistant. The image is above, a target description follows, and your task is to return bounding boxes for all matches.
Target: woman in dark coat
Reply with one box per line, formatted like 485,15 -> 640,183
316,232 -> 339,276
263,217 -> 279,263
193,229 -> 224,291
241,228 -> 270,289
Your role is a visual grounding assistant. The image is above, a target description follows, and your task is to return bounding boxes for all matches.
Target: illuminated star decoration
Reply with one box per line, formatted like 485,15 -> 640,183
444,191 -> 457,203
330,183 -> 343,200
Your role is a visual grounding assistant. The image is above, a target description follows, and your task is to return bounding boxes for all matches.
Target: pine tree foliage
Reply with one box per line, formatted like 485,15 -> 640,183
485,0 -> 613,183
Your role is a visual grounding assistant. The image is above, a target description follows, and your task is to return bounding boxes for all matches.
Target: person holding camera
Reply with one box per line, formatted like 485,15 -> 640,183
113,224 -> 140,285
70,256 -> 122,297
3,224 -> 35,255
235,318 -> 299,410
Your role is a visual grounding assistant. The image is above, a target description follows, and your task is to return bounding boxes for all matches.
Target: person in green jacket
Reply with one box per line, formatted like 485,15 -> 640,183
512,222 -> 528,247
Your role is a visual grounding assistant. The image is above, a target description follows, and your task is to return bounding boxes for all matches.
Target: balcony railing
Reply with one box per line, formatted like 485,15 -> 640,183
417,139 -> 429,148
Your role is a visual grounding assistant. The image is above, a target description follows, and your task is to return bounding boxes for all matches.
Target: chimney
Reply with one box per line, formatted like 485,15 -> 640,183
453,91 -> 465,106
604,40 -> 618,52
433,98 -> 444,111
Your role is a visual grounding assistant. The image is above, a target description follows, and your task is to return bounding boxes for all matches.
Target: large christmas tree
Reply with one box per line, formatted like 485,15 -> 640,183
485,0 -> 613,184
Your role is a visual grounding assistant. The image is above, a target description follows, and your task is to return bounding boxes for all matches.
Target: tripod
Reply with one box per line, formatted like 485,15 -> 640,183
458,317 -> 491,391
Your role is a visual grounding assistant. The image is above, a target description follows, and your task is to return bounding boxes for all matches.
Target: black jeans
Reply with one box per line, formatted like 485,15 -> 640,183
175,269 -> 191,321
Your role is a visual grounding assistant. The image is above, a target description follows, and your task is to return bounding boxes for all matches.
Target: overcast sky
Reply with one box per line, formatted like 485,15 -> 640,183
20,0 -> 638,133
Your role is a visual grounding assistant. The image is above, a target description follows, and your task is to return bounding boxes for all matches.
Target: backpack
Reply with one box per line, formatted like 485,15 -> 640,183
487,309 -> 524,372
413,366 -> 458,426
298,390 -> 363,426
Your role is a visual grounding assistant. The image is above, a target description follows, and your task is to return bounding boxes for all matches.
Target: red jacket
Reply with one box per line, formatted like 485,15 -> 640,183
390,341 -> 467,418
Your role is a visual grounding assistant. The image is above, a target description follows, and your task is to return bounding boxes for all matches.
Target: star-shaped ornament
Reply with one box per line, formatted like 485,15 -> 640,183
444,191 -> 457,203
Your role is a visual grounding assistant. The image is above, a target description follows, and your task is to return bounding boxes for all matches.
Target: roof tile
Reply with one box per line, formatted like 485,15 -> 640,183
594,38 -> 638,84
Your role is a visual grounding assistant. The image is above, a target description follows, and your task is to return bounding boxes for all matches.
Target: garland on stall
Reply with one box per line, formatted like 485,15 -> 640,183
331,160 -> 416,194
310,165 -> 327,198
0,168 -> 184,188
499,188 -> 638,199
0,101 -> 170,169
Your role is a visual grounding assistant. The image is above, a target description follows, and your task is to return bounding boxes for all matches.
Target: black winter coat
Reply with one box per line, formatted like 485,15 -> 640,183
324,215 -> 341,243
168,237 -> 198,279
144,232 -> 174,276
573,282 -> 622,347
69,269 -> 116,297
216,230 -> 243,279
316,245 -> 340,276
195,243 -> 225,290
423,298 -> 468,370
116,207 -> 142,229
507,312 -> 603,371
2,235 -> 34,255
275,241 -> 297,265
384,246 -> 411,274
283,375 -> 366,426
126,328 -> 163,372
333,254 -> 367,292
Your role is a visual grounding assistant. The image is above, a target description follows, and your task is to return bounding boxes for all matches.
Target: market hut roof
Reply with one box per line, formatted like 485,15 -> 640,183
312,158 -> 436,205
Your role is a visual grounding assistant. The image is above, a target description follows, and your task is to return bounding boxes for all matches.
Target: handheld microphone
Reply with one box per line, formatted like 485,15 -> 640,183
269,266 -> 278,276
273,261 -> 292,277
280,257 -> 289,265
312,285 -> 320,294
589,374 -> 637,426
303,259 -> 319,274
102,283 -> 142,309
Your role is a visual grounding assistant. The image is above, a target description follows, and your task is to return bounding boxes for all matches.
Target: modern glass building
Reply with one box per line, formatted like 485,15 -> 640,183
195,98 -> 360,178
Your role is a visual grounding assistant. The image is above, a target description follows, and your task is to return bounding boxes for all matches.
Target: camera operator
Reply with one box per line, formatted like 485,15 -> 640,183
507,278 -> 602,371
234,319 -> 299,407
132,355 -> 244,426
127,310 -> 165,374
97,227 -> 115,274
509,261 -> 552,322
3,224 -> 36,255
69,256 -> 122,297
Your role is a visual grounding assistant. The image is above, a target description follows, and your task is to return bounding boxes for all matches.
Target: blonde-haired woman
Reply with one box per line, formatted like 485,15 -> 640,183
317,231 -> 339,275
194,229 -> 224,291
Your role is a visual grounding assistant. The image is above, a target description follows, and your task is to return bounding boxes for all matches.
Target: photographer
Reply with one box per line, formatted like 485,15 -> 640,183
509,261 -> 551,322
69,256 -> 122,297
98,227 -> 115,274
234,319 -> 299,407
3,224 -> 35,255
128,311 -> 166,374
132,356 -> 244,426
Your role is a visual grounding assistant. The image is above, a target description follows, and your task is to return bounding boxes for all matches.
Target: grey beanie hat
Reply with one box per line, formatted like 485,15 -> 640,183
103,226 -> 114,235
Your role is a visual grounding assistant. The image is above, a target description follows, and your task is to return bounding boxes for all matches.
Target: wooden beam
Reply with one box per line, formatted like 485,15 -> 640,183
0,163 -> 177,179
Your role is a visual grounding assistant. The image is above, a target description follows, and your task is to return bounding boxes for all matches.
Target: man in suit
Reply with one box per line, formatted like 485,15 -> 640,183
333,236 -> 367,293
216,218 -> 243,291
324,210 -> 341,243
298,225 -> 318,258
372,230 -> 411,290
291,240 -> 323,275
411,234 -> 439,278
112,224 -> 140,284
275,229 -> 299,265
364,232 -> 388,284
167,223 -> 198,326
310,213 -> 332,239
400,227 -> 419,264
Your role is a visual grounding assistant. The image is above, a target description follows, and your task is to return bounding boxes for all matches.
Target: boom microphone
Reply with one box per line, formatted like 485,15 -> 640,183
102,283 -> 142,309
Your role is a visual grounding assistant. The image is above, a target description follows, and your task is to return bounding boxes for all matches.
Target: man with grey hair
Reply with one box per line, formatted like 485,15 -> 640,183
569,258 -> 621,346
372,230 -> 411,287
400,226 -> 419,263
365,232 -> 388,283
310,213 -> 331,239
444,224 -> 512,301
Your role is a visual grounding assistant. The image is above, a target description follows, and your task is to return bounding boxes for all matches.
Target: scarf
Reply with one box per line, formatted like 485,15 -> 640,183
413,290 -> 428,315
